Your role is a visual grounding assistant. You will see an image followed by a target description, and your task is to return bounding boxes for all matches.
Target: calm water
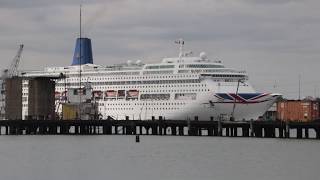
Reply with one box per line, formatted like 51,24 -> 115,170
0,135 -> 319,180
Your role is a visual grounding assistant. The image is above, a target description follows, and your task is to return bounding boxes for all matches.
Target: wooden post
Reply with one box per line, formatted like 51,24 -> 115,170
278,127 -> 284,138
242,127 -> 249,137
297,128 -> 302,139
158,124 -> 163,135
285,122 -> 290,138
250,119 -> 254,137
198,128 -> 202,136
132,122 -> 136,135
152,125 -> 158,135
139,126 -> 142,135
304,128 -> 309,139
114,125 -> 118,134
135,135 -> 140,143
171,126 -> 177,135
208,127 -> 213,136
316,128 -> 320,139
178,126 -> 184,136
226,127 -> 230,137
234,127 -> 238,137
214,126 -> 218,136
218,119 -> 222,136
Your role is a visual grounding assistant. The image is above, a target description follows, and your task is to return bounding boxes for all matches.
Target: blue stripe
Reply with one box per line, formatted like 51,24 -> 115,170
216,93 -> 263,100
216,93 -> 233,100
238,93 -> 262,100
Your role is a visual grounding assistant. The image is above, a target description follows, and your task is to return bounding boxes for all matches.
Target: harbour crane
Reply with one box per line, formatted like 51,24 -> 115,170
7,44 -> 24,78
0,44 -> 24,119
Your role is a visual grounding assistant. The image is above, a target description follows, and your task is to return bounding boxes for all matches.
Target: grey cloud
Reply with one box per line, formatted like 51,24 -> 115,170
0,0 -> 320,98
0,0 -> 104,8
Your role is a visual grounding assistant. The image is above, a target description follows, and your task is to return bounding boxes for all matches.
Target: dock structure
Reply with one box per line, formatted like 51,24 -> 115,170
0,118 -> 320,139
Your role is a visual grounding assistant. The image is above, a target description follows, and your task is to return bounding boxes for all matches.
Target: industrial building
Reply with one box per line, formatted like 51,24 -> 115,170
277,100 -> 320,122
27,77 -> 56,120
4,77 -> 22,120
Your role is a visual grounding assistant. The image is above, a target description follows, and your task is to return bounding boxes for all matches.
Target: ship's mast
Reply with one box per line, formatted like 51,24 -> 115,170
79,4 -> 82,120
175,38 -> 184,60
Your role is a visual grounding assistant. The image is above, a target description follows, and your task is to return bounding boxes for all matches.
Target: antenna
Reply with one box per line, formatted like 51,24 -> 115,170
298,74 -> 301,100
79,4 -> 82,120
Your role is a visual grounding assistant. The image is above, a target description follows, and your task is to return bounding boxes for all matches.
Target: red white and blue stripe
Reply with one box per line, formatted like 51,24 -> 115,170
214,93 -> 271,104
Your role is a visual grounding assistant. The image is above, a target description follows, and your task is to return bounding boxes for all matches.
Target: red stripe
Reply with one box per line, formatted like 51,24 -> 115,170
229,94 -> 246,103
251,93 -> 269,100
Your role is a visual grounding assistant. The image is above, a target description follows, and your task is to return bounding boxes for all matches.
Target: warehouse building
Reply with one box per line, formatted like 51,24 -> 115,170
277,100 -> 320,122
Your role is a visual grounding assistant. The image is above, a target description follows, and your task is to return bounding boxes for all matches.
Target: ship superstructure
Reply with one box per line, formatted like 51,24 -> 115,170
21,38 -> 280,121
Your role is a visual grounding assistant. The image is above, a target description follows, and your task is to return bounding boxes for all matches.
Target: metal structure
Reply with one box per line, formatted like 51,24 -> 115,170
4,78 -> 22,120
7,44 -> 24,78
0,44 -> 24,119
27,77 -> 55,120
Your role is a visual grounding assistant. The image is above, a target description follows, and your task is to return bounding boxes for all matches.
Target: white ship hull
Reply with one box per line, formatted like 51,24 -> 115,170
99,91 -> 279,121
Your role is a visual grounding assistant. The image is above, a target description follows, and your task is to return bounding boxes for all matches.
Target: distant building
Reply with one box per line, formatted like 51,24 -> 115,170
277,100 -> 320,122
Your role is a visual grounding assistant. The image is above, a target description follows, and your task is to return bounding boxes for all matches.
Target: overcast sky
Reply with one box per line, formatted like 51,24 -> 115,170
0,0 -> 319,99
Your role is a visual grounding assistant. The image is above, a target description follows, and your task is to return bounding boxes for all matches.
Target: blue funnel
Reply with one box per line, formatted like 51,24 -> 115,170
72,38 -> 93,65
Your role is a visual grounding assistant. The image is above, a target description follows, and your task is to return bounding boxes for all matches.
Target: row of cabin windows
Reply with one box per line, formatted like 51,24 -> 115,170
63,74 -> 197,82
56,79 -> 201,87
103,107 -> 180,111
57,83 -> 206,89
142,89 -> 209,93
55,85 -> 207,91
67,72 -> 140,77
102,102 -> 186,106
56,87 -> 210,95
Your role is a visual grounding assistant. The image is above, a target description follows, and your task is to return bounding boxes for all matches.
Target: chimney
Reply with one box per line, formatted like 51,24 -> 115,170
71,38 -> 93,65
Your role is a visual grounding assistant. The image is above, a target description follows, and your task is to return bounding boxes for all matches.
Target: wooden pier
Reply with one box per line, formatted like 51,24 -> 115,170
0,119 -> 320,139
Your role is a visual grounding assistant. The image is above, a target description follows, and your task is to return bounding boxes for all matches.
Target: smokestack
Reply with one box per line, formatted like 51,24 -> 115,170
71,38 -> 93,65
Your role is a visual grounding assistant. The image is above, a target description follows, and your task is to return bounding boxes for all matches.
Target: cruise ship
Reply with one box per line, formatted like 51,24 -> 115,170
21,38 -> 281,121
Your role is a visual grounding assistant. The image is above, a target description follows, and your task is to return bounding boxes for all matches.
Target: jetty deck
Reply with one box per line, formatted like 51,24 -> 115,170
0,119 -> 319,139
